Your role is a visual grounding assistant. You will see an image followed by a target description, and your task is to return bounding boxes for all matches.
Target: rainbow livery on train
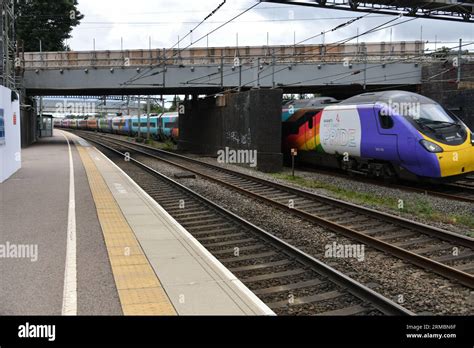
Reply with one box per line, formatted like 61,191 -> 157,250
283,91 -> 474,182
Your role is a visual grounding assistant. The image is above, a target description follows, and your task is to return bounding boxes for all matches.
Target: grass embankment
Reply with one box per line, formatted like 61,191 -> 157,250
272,173 -> 474,235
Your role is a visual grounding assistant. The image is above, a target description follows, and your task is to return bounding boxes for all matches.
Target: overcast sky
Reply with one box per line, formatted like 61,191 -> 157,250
69,0 -> 473,52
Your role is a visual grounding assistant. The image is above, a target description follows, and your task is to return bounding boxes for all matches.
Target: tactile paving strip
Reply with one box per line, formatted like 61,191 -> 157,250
76,144 -> 177,316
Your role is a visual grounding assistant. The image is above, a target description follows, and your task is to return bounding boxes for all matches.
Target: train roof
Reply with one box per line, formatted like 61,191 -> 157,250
127,112 -> 178,118
339,91 -> 437,105
283,97 -> 338,108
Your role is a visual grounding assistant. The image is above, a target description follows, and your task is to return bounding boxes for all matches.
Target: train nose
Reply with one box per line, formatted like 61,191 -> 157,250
437,145 -> 474,178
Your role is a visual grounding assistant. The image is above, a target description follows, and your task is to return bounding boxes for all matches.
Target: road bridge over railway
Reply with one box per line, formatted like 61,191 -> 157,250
21,42 -> 426,98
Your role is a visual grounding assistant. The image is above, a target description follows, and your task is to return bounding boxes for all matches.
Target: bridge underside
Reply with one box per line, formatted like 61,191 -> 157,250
261,0 -> 474,22
23,62 -> 421,98
24,84 -> 419,100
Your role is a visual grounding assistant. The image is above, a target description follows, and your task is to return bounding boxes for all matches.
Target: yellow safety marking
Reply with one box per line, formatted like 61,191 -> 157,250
75,145 -> 177,316
421,133 -> 474,177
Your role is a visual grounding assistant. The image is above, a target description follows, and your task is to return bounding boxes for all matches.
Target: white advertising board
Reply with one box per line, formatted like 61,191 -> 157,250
0,86 -> 21,183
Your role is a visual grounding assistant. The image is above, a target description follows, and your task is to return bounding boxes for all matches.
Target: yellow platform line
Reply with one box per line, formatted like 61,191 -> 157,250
75,144 -> 177,316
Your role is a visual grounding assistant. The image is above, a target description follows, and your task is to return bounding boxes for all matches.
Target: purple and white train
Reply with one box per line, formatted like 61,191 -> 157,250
283,91 -> 474,182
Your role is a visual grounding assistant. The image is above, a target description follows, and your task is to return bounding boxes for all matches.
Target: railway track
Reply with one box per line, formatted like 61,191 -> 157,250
426,180 -> 474,202
396,175 -> 474,203
85,134 -> 412,316
297,166 -> 474,204
75,131 -> 474,289
449,177 -> 474,191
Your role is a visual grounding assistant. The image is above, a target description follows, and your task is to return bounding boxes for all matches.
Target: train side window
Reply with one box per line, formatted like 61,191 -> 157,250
379,111 -> 394,129
308,117 -> 313,129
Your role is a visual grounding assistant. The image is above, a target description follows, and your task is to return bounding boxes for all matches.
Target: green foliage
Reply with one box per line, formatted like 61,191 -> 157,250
149,100 -> 167,114
168,96 -> 181,112
432,46 -> 451,59
163,139 -> 175,150
272,173 -> 474,232
16,0 -> 84,52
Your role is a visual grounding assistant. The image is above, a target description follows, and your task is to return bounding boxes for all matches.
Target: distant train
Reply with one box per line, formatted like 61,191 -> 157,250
283,91 -> 474,182
57,113 -> 179,140
56,91 -> 474,182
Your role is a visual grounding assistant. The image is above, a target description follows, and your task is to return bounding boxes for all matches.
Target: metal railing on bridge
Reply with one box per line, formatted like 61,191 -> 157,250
22,42 -> 428,70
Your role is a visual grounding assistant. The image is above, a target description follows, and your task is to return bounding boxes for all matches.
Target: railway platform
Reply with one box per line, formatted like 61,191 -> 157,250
0,130 -> 273,316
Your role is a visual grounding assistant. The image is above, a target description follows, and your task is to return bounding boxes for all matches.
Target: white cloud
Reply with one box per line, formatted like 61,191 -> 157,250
69,0 -> 473,52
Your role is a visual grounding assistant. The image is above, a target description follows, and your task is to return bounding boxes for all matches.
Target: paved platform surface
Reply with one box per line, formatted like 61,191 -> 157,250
0,130 -> 272,315
0,133 -> 121,315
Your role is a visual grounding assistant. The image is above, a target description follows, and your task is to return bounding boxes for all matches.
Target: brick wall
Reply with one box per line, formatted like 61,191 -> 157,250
421,62 -> 474,129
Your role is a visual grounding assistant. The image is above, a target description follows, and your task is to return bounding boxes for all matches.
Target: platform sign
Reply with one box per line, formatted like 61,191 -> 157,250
0,109 -> 5,146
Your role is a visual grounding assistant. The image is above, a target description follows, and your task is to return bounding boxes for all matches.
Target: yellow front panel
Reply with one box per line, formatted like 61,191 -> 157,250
422,134 -> 474,177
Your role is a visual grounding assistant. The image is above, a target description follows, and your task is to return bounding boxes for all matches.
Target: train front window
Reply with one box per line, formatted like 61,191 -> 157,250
400,103 -> 461,130
398,102 -> 467,145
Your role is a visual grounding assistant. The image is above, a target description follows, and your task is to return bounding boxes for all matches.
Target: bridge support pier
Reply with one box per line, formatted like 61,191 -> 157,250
178,89 -> 283,172
421,62 -> 474,129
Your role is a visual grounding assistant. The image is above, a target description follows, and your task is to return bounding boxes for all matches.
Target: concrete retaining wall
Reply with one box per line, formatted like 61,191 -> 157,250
178,89 -> 283,172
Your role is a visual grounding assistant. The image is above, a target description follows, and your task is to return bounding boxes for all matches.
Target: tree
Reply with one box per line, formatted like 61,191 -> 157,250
168,96 -> 181,112
149,100 -> 167,114
16,0 -> 84,52
432,46 -> 451,59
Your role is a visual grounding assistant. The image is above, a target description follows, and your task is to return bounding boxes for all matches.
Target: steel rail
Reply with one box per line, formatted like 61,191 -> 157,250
88,134 -> 414,316
76,131 -> 474,288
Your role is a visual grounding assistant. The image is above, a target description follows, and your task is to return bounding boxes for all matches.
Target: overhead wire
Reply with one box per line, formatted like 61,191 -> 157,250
119,1 -> 472,96
183,1 -> 442,86
122,0 -> 230,85
277,41 -> 473,88
123,1 -> 260,86
186,15 -> 415,91
198,41 -> 472,100
183,12 -> 372,86
169,0 -> 227,52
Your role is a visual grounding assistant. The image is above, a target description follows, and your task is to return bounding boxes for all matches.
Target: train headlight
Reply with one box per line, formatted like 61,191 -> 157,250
471,132 -> 474,146
420,139 -> 443,153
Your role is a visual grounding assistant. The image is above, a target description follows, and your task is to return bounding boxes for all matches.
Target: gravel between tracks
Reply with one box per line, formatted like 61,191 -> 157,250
90,136 -> 473,314
127,153 -> 473,315
108,134 -> 473,235
187,155 -> 473,237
